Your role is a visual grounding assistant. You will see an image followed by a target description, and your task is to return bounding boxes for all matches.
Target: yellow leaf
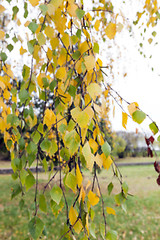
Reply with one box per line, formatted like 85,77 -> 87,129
55,67 -> 66,80
82,142 -> 94,171
76,164 -> 83,188
94,154 -> 103,168
105,23 -> 116,40
87,83 -> 102,101
0,5 -> 6,13
33,45 -> 40,63
20,46 -> 27,55
89,138 -> 98,154
128,102 -> 139,115
0,30 -> 5,40
0,80 -> 5,90
68,3 -> 78,17
88,190 -> 99,206
43,108 -> 56,129
69,206 -> 83,234
61,33 -> 70,49
3,89 -> 10,100
84,55 -> 95,71
106,207 -> 116,215
44,26 -> 54,39
79,186 -> 86,203
79,41 -> 89,54
102,154 -> 112,170
29,0 -> 40,7
50,37 -> 59,50
94,19 -> 100,31
122,112 -> 128,129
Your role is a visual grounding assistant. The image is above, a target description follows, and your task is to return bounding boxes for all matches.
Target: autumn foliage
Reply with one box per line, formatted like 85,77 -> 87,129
0,0 -> 160,239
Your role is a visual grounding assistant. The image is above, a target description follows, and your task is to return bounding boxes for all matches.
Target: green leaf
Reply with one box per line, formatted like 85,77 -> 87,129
114,192 -> 124,206
18,138 -> 25,150
24,2 -> 28,18
27,40 -> 36,54
32,131 -> 41,144
72,50 -> 81,60
76,29 -> 81,39
50,199 -> 64,218
43,158 -> 48,173
106,230 -> 118,240
29,106 -> 34,120
7,114 -> 20,126
28,153 -> 36,167
40,139 -> 51,153
7,44 -> 14,52
39,194 -> 47,212
122,181 -> 128,195
49,140 -> 58,156
11,184 -> 22,199
19,89 -> 30,103
39,4 -> 48,15
50,185 -> 63,205
49,80 -> 57,91
90,223 -> 96,239
149,122 -> 158,135
132,110 -> 146,124
102,141 -> 111,158
76,8 -> 85,19
68,85 -> 76,98
25,174 -> 35,191
12,6 -> 19,20
157,135 -> 160,142
28,21 -> 38,34
7,139 -> 12,149
93,42 -> 99,53
12,36 -> 18,43
100,223 -> 105,240
28,217 -> 44,240
108,182 -> 113,195
152,31 -> 157,37
22,65 -> 30,81
0,52 -> 7,61
26,141 -> 37,154
42,77 -> 49,88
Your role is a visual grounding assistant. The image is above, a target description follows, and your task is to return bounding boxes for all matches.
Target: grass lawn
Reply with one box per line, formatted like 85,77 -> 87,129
0,164 -> 160,239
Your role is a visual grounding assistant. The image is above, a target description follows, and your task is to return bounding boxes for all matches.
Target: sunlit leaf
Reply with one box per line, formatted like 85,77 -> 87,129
106,207 -> 116,215
88,190 -> 99,206
105,23 -> 116,39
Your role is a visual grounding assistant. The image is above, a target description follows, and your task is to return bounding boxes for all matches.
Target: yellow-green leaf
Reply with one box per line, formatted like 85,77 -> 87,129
82,142 -> 94,171
87,83 -> 102,101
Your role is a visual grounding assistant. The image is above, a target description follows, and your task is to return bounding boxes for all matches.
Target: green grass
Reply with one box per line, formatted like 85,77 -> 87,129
0,164 -> 160,239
